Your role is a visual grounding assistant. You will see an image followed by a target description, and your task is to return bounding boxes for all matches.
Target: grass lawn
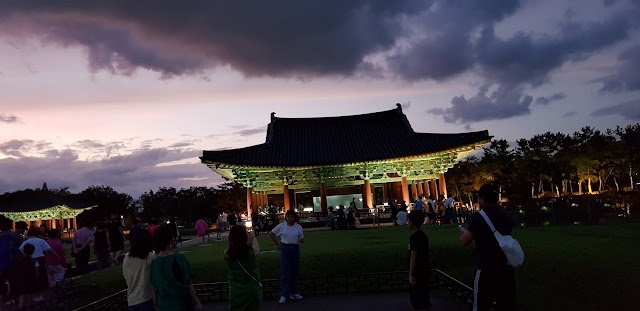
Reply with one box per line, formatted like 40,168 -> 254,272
74,224 -> 640,311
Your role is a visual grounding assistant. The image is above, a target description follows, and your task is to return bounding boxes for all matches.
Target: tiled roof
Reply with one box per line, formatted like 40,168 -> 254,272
0,190 -> 92,213
201,104 -> 491,167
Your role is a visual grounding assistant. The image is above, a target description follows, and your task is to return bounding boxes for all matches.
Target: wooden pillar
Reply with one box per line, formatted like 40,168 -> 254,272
417,181 -> 423,197
283,185 -> 290,212
320,182 -> 328,212
51,218 -> 56,229
12,220 -> 16,231
430,179 -> 439,200
291,189 -> 297,211
364,179 -> 373,208
264,193 -> 269,207
382,183 -> 388,202
72,216 -> 77,230
411,182 -> 418,201
423,180 -> 431,198
401,176 -> 410,205
246,187 -> 253,217
439,173 -> 448,198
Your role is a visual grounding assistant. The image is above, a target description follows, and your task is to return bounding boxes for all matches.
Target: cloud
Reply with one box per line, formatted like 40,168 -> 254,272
590,99 -> 640,120
597,45 -> 640,93
0,1 -> 431,79
0,147 -> 222,197
0,113 -> 19,123
401,101 -> 411,110
535,92 -> 566,106
562,111 -> 577,118
233,126 -> 268,137
464,124 -> 473,131
476,15 -> 634,86
429,83 -> 533,123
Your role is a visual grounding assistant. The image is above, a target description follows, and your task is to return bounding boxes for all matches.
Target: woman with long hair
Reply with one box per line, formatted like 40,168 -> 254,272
150,226 -> 202,311
122,228 -> 154,310
225,225 -> 261,310
269,210 -> 304,304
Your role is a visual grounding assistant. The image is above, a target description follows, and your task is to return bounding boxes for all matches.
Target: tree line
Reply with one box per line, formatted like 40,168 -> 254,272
445,123 -> 640,202
1,181 -> 247,226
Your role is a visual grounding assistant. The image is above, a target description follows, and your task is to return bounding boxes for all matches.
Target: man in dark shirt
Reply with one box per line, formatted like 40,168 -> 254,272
408,210 -> 430,311
460,184 -> 516,311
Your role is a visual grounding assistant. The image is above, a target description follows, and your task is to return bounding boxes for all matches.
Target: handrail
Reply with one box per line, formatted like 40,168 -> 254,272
73,269 -> 473,310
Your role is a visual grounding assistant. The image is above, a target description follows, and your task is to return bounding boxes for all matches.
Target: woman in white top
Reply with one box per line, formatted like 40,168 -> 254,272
122,229 -> 155,311
19,227 -> 58,292
270,210 -> 305,304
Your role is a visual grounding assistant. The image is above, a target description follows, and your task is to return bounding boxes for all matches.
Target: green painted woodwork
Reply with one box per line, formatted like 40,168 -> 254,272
204,145 -> 480,193
0,205 -> 95,222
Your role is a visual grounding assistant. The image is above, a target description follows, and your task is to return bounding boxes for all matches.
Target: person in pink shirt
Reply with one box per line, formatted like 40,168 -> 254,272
195,219 -> 210,242
45,229 -> 67,287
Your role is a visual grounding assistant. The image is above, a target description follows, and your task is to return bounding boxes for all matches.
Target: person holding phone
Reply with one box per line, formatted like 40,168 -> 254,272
226,225 -> 261,311
270,210 -> 304,304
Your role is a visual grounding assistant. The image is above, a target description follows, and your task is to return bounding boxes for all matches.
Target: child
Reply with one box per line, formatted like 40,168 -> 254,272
12,243 -> 38,308
408,210 -> 431,311
45,229 -> 67,287
216,217 -> 224,240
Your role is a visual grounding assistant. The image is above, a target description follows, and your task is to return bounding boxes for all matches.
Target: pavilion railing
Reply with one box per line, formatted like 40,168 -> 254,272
72,269 -> 473,311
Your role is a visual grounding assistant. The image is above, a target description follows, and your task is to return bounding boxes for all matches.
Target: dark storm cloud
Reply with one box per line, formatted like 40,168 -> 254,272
388,0 -> 520,81
0,0 -> 430,78
591,99 -> 640,120
562,112 -> 578,118
535,92 -> 566,106
598,45 -> 640,93
0,113 -> 19,123
476,16 -> 634,86
429,83 -> 533,123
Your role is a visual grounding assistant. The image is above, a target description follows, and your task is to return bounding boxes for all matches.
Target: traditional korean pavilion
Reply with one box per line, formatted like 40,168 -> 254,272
0,189 -> 95,231
201,104 -> 491,216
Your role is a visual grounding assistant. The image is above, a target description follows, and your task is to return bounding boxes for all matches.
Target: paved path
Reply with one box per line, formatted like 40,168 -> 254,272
203,291 -> 468,311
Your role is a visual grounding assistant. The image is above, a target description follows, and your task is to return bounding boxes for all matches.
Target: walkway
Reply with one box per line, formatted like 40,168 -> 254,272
203,290 -> 468,311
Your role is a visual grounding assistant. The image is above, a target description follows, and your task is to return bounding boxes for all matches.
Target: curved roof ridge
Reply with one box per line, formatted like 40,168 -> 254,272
270,104 -> 403,121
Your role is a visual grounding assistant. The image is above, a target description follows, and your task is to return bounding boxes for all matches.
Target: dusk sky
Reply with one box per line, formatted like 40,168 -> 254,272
1,0 -> 639,197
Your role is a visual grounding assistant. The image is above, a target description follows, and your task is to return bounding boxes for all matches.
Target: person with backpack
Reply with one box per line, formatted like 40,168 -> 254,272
459,184 -> 517,311
0,216 -> 23,303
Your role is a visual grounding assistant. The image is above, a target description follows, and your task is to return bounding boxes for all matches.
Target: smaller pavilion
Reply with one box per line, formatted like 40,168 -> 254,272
0,189 -> 95,231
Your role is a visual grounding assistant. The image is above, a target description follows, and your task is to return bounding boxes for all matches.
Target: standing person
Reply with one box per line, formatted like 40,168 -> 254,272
148,219 -> 160,237
270,210 -> 304,304
396,208 -> 409,226
427,196 -> 437,225
72,221 -> 93,275
122,227 -> 155,311
150,226 -> 202,311
216,218 -> 224,240
19,227 -> 56,293
444,195 -> 457,224
327,206 -> 336,231
11,243 -> 38,309
408,211 -> 431,311
372,205 -> 380,227
108,217 -> 125,266
228,211 -> 238,228
415,195 -> 424,213
94,222 -> 112,269
221,211 -> 229,232
45,229 -> 67,287
0,216 -> 22,302
225,225 -> 262,311
195,218 -> 209,242
460,184 -> 516,311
